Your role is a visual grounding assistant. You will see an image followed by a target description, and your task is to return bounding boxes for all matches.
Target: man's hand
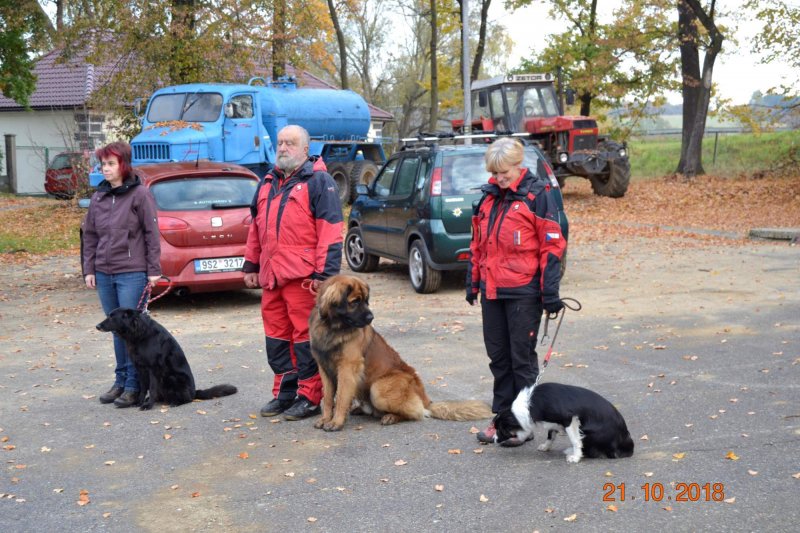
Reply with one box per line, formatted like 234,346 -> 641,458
244,272 -> 260,288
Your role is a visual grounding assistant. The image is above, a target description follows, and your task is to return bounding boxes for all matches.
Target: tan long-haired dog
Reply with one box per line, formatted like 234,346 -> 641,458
309,274 -> 493,431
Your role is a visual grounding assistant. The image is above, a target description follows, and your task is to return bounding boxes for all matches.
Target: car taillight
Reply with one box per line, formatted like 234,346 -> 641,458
456,252 -> 470,261
430,167 -> 442,196
158,216 -> 189,231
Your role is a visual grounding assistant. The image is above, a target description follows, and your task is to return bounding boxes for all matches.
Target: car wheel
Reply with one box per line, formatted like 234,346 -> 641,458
408,240 -> 441,294
345,227 -> 379,272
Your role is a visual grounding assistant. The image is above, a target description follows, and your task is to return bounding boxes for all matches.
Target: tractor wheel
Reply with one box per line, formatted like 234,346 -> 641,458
327,163 -> 350,205
349,160 -> 379,203
589,142 -> 631,198
408,240 -> 442,294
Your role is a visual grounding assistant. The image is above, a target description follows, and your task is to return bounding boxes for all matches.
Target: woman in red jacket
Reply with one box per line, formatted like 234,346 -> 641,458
466,137 -> 567,446
82,142 -> 161,408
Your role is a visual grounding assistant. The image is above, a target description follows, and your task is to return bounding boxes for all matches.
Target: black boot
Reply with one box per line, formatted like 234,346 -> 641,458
99,386 -> 123,404
113,390 -> 139,408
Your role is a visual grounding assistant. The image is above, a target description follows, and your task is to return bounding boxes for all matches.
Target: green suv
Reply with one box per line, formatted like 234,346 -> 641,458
345,139 -> 568,293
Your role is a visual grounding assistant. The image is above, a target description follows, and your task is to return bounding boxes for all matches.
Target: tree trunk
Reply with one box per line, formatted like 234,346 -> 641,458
578,0 -> 598,116
326,0 -> 349,90
429,0 -> 438,131
273,1 -> 287,79
676,0 -> 724,177
170,0 -> 197,82
470,0 -> 491,83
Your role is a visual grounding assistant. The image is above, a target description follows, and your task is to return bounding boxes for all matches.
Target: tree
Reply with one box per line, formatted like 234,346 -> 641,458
747,0 -> 799,103
0,0 -> 53,107
326,0 -> 349,89
675,0 -> 723,178
429,0 -> 438,130
509,0 -> 678,121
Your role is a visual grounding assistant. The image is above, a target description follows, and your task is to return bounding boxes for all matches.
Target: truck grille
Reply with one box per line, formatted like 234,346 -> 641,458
133,143 -> 170,161
573,134 -> 597,151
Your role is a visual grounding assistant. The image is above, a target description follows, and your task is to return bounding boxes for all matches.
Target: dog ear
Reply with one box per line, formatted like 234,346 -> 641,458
318,280 -> 346,321
123,308 -> 142,337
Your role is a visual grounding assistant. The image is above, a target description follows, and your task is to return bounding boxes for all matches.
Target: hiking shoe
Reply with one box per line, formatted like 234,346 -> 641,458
476,421 -> 496,444
99,386 -> 123,404
499,434 -> 534,448
260,398 -> 294,417
113,390 -> 139,408
283,397 -> 320,420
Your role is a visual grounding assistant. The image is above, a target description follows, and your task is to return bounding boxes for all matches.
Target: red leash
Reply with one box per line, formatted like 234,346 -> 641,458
533,297 -> 582,389
136,276 -> 173,312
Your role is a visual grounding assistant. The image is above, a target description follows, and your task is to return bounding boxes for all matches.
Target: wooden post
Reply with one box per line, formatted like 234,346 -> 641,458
4,134 -> 16,193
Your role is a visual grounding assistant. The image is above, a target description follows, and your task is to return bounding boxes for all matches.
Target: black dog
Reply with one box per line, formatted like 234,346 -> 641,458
493,382 -> 634,463
96,308 -> 237,410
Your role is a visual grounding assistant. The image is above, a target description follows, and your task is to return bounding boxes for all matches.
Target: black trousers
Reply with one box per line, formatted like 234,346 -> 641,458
481,297 -> 542,413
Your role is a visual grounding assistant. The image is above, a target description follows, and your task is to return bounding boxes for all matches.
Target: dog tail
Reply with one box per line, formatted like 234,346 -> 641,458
195,384 -> 238,400
425,400 -> 493,421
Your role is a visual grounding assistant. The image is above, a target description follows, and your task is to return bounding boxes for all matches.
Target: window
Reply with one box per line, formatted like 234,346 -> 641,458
392,158 -> 420,197
229,95 -> 254,119
146,93 -> 223,123
442,153 -> 487,194
150,177 -> 258,211
373,159 -> 398,198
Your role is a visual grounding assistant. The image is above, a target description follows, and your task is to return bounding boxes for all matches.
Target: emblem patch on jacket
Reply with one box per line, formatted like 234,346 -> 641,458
546,232 -> 560,241
514,230 -> 521,245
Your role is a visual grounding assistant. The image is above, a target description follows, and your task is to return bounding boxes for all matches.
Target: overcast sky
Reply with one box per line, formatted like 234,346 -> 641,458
487,0 -> 792,105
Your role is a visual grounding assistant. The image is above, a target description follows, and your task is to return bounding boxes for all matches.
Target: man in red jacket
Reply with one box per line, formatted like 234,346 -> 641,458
243,125 -> 343,420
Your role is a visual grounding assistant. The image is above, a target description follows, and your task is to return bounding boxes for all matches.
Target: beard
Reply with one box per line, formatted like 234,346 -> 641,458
276,153 -> 305,173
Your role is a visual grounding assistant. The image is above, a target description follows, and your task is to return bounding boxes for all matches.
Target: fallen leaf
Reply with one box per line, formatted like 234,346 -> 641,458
473,448 -> 483,454
724,497 -> 736,504
170,485 -> 179,490
447,449 -> 462,454
607,504 -> 618,512
662,506 -> 673,511
394,459 -> 408,466
40,446 -> 51,453
196,410 -> 206,415
249,414 -> 258,419
285,472 -> 295,478
748,470 -> 758,476
102,513 -> 111,519
3,445 -> 15,451
239,452 -> 249,459
640,434 -> 649,441
82,395 -> 96,400
54,488 -> 64,493
104,460 -> 115,466
307,517 -> 318,523
435,485 -> 444,492
191,492 -> 200,498
479,494 -> 489,503
672,452 -> 686,460
379,478 -> 389,483
604,471 -> 613,477
725,451 -> 739,461
469,426 -> 480,434
564,513 -> 577,522
544,508 -> 555,513
164,434 -> 172,440
77,489 -> 90,506
791,473 -> 800,479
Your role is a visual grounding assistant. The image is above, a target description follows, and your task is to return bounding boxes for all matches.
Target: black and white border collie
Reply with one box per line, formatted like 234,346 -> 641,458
493,382 -> 634,463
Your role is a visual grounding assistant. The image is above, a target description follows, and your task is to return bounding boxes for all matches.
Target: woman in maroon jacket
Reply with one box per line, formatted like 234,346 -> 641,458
82,142 -> 161,408
466,137 -> 567,446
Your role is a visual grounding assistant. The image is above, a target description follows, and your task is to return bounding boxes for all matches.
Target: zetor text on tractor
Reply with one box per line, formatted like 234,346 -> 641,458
452,73 -> 631,198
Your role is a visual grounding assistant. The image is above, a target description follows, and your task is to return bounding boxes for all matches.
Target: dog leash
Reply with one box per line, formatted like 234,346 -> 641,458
136,276 -> 173,313
531,297 -> 582,391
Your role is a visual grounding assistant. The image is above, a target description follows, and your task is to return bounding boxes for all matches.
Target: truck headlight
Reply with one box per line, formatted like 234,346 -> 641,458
558,152 -> 569,164
618,148 -> 627,158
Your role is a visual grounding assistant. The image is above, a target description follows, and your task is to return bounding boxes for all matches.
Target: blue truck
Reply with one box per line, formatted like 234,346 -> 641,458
91,77 -> 386,204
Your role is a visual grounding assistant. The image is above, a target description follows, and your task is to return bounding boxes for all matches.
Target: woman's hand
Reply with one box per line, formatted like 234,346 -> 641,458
84,275 -> 96,289
148,275 -> 161,287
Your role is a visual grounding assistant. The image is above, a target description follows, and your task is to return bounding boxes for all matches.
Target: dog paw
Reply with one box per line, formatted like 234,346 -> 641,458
538,442 -> 553,452
380,414 -> 400,425
313,419 -> 327,429
323,422 -> 343,432
566,454 -> 582,464
139,403 -> 154,411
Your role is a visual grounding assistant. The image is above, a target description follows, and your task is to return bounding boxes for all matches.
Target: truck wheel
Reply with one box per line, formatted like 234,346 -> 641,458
408,240 -> 441,294
349,161 -> 379,203
345,227 -> 379,272
589,142 -> 630,198
328,163 -> 350,205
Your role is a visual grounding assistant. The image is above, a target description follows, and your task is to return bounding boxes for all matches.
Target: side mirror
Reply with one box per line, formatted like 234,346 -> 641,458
565,89 -> 576,106
355,183 -> 369,196
224,103 -> 234,118
133,97 -> 144,118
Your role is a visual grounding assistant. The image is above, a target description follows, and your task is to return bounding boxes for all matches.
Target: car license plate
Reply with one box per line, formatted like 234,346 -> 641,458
194,256 -> 244,273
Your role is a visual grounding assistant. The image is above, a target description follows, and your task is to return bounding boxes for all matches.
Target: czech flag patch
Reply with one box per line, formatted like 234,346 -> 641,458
514,231 -> 521,245
546,232 -> 560,241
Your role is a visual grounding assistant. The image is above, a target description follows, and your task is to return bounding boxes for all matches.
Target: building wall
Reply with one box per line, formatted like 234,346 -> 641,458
1,110 -> 78,194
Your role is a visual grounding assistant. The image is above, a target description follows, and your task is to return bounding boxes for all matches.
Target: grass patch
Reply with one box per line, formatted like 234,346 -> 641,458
0,198 -> 83,255
628,129 -> 800,179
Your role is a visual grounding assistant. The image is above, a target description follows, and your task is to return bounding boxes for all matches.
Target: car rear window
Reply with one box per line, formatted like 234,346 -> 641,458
441,148 -> 542,194
49,154 -> 75,170
150,177 -> 258,211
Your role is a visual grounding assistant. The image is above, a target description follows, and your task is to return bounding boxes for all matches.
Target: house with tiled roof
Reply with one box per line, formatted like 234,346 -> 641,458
0,49 -> 393,195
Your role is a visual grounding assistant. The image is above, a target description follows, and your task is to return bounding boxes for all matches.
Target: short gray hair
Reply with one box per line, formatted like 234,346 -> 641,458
279,125 -> 311,148
484,137 -> 524,173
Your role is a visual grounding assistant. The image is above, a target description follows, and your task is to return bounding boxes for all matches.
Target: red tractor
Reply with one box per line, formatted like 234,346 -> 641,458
452,73 -> 631,198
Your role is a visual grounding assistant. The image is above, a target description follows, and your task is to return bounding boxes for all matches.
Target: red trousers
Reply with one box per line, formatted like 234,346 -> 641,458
260,279 -> 322,405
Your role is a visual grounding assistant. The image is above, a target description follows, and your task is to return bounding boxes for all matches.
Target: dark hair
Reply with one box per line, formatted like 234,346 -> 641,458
95,142 -> 133,180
